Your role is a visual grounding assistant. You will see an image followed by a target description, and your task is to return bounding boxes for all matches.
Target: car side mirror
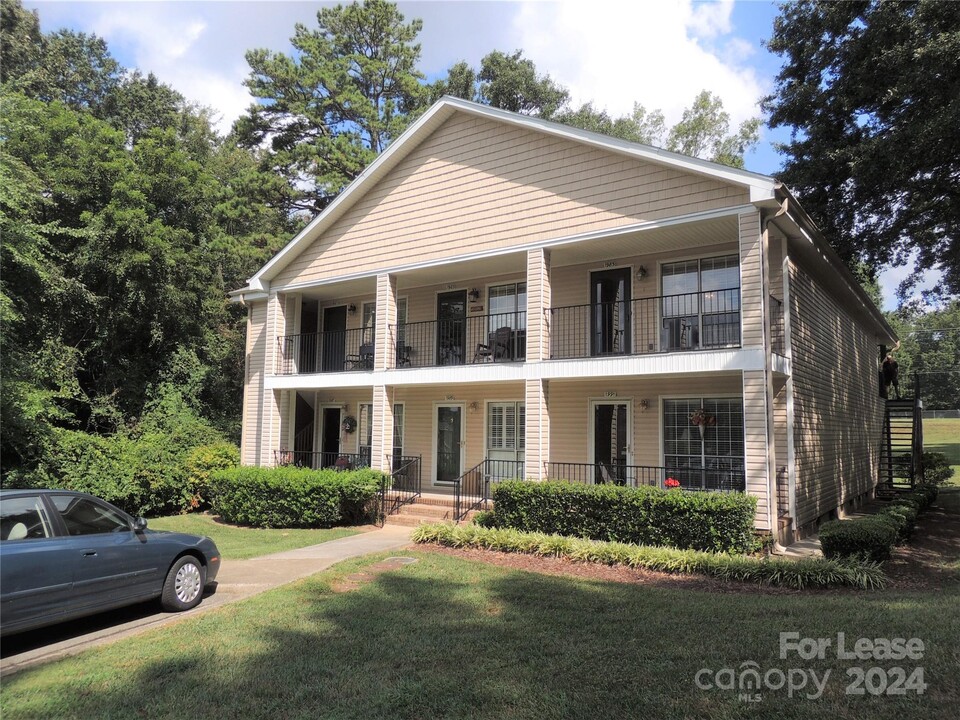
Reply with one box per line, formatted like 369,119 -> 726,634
132,516 -> 148,532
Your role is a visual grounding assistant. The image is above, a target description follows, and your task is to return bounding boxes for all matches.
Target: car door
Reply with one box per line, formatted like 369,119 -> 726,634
47,494 -> 164,610
0,494 -> 76,634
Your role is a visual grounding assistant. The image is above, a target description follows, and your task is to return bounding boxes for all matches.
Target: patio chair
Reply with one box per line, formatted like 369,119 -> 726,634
473,326 -> 513,363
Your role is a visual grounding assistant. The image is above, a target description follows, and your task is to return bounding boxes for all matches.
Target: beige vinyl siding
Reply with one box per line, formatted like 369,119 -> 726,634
789,260 -> 883,527
241,301 -> 268,465
273,114 -> 749,287
741,371 -> 772,527
738,211 -> 764,348
391,383 -> 526,492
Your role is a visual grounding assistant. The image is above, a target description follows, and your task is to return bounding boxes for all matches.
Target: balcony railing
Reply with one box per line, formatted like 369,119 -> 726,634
391,311 -> 526,369
275,449 -> 372,470
770,296 -> 785,356
545,462 -> 745,492
276,328 -> 374,375
452,459 -> 525,521
549,288 -> 741,360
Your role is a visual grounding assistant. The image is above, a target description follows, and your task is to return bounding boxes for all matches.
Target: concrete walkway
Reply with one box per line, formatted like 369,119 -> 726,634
0,525 -> 413,677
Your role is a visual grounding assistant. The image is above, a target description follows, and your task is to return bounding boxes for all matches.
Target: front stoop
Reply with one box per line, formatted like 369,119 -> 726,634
383,494 -> 482,526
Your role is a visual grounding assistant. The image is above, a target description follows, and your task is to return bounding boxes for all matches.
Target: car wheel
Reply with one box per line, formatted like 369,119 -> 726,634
161,556 -> 206,612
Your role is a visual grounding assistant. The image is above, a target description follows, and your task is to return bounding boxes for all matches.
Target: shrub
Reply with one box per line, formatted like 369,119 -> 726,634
819,515 -> 900,562
880,503 -> 919,541
412,523 -> 886,590
184,442 -> 240,510
209,466 -> 386,528
922,452 -> 954,485
489,481 -> 758,554
910,483 -> 939,509
471,510 -> 498,528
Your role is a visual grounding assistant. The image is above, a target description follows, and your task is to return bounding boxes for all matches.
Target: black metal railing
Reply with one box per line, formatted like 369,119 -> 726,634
277,328 -> 375,374
549,288 -> 741,360
391,311 -> 526,369
776,466 -> 789,517
379,454 -> 422,524
452,459 -> 525,521
275,450 -> 371,470
544,462 -> 746,492
770,296 -> 785,356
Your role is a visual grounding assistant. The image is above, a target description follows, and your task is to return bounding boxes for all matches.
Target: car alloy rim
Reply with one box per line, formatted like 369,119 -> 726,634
175,562 -> 202,603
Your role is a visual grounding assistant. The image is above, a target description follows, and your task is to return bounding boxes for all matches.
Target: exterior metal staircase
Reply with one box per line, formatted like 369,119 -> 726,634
878,375 -> 924,492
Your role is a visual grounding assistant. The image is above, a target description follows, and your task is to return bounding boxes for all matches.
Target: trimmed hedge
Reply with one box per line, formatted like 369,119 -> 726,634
209,466 -> 386,528
819,484 -> 938,562
413,523 -> 886,590
488,480 -> 758,554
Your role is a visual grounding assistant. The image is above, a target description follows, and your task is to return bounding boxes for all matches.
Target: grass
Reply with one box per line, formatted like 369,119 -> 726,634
925,418 -> 960,484
146,513 -> 362,560
3,550 -> 958,720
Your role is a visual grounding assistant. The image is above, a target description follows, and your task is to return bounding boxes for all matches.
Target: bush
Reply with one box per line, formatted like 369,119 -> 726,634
922,452 -> 954,485
489,481 -> 758,554
209,466 -> 386,528
910,483 -> 939,508
471,510 -> 498,528
819,515 -> 900,562
412,523 -> 886,590
184,442 -> 240,510
880,503 -> 919,541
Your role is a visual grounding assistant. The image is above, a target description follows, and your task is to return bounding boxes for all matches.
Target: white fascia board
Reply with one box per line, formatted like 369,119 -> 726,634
263,349 -> 765,390
238,96 -> 779,295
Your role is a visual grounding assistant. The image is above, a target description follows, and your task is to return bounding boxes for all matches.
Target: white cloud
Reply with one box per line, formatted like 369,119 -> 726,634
512,0 -> 765,129
83,4 -> 255,133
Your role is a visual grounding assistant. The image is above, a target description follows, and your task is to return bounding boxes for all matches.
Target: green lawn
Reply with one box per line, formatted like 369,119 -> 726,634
3,549 -> 958,719
146,513 -> 362,560
925,418 -> 960,484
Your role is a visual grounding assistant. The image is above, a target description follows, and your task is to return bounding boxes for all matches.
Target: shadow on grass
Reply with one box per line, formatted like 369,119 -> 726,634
5,552 -> 960,720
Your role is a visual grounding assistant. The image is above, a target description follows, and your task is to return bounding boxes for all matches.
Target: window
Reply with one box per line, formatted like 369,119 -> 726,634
1,496 -> 52,540
662,398 -> 744,491
661,256 -> 740,350
486,402 -> 525,479
358,403 -> 405,466
362,299 -> 408,344
488,283 -> 526,331
50,495 -> 131,535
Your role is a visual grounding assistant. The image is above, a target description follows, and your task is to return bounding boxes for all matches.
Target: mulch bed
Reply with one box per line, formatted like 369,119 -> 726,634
411,487 -> 960,594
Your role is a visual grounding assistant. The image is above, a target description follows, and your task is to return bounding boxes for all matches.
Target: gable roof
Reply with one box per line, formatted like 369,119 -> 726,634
233,96 -> 779,295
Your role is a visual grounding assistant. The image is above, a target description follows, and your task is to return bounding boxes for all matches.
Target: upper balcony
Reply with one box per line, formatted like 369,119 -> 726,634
549,287 -> 741,360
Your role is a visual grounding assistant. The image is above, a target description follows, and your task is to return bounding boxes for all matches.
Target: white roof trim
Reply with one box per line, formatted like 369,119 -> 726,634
245,96 -> 778,289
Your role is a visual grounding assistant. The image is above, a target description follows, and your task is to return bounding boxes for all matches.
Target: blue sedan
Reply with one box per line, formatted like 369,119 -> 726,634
0,489 -> 220,637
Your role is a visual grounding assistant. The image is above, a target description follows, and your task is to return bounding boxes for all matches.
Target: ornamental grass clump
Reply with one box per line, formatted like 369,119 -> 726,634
412,523 -> 885,590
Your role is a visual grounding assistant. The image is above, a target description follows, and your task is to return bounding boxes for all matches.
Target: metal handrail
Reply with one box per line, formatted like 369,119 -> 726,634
549,287 -> 741,359
452,459 -> 525,521
390,311 -> 526,369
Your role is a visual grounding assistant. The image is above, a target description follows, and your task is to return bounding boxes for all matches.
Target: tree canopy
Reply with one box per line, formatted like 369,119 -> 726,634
236,0 -> 427,215
763,0 -> 960,299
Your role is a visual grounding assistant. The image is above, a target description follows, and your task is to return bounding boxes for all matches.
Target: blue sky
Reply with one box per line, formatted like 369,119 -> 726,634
23,1 -> 927,308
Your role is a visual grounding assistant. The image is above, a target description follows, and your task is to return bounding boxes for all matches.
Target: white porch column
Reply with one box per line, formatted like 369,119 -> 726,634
524,379 -> 550,480
257,292 -> 286,466
375,273 -> 398,371
371,385 -> 394,473
525,248 -> 552,362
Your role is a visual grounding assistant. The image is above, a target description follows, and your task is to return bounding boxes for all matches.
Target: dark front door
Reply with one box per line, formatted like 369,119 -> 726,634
593,402 -> 629,484
590,268 -> 631,356
436,290 -> 467,365
436,405 -> 463,482
321,407 -> 342,468
299,300 -> 319,373
322,306 -> 347,372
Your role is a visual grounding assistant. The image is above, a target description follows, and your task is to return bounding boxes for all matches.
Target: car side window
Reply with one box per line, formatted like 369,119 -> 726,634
49,495 -> 131,536
0,496 -> 53,541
